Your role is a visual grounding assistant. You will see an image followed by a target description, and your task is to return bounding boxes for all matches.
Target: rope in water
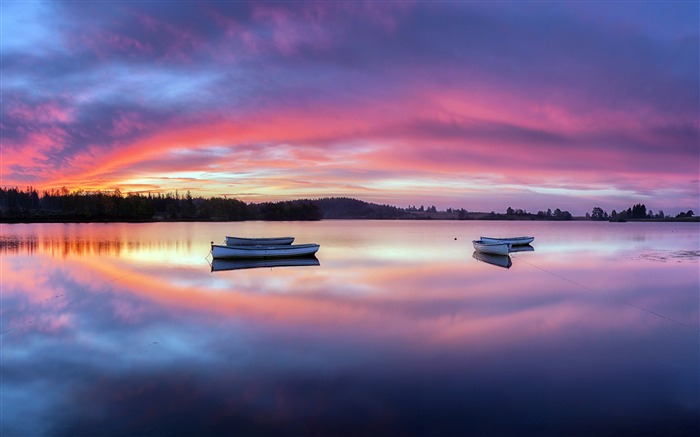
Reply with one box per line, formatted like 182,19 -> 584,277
511,254 -> 597,292
510,253 -> 699,332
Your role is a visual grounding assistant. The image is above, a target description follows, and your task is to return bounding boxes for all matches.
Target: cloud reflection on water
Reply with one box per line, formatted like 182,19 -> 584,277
1,222 -> 698,435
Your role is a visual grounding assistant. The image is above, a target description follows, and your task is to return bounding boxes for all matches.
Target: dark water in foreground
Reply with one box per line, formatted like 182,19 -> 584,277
1,221 -> 698,436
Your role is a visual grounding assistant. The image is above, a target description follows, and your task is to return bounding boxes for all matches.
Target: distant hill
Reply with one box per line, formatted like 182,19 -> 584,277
312,197 -> 410,219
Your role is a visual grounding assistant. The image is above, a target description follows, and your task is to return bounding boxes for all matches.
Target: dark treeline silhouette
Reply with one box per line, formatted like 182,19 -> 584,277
1,187 -> 256,222
0,189 -> 408,222
254,200 -> 322,221
482,206 -> 573,220
0,188 -> 395,222
1,187 -> 696,222
317,197 -> 408,219
586,203 -> 695,221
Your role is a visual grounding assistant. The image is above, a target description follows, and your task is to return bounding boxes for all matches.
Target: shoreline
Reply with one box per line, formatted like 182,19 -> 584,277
2,216 -> 697,224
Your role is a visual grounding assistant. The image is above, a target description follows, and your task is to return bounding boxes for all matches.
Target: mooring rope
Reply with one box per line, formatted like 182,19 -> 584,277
510,253 -> 700,332
511,255 -> 597,292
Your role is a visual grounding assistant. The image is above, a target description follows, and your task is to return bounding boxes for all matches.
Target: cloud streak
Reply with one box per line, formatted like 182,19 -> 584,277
2,1 -> 698,214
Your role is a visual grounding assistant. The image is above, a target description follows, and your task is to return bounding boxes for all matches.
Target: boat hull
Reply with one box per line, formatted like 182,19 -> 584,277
225,236 -> 294,246
508,244 -> 534,253
211,243 -> 319,259
473,251 -> 512,268
211,256 -> 319,272
472,240 -> 511,256
480,236 -> 534,246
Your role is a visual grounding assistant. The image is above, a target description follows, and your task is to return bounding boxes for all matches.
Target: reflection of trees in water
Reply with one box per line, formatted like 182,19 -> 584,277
0,235 -> 39,254
0,236 -> 191,257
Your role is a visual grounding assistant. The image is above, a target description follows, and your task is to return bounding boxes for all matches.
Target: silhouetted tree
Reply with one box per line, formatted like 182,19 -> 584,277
591,206 -> 606,220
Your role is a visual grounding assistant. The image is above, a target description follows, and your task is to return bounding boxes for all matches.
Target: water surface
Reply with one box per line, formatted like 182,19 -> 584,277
1,221 -> 698,435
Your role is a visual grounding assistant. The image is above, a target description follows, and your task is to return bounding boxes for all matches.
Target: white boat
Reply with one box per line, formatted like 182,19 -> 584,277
473,251 -> 512,269
225,236 -> 294,246
211,256 -> 319,272
472,240 -> 511,256
480,236 -> 534,246
211,243 -> 319,259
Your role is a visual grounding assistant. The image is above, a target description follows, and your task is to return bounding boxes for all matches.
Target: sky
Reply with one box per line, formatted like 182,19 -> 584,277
1,1 -> 698,216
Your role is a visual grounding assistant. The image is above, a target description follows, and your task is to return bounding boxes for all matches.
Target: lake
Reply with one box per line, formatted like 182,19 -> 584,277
1,220 -> 698,436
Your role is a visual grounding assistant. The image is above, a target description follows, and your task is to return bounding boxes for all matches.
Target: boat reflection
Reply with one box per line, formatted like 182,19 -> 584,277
472,251 -> 512,269
210,256 -> 320,272
508,244 -> 535,253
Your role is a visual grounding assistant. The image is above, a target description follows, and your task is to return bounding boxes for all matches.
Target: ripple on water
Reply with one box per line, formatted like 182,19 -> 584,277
636,250 -> 700,263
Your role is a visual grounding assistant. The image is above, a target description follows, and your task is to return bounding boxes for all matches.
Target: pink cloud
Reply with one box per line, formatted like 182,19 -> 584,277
252,5 -> 332,56
2,108 -> 72,185
7,100 -> 74,124
135,12 -> 204,62
109,111 -> 149,137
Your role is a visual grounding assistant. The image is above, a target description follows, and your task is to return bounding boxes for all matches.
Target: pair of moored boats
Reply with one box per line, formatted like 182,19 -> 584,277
211,236 -> 320,259
212,234 -> 527,261
472,236 -> 534,256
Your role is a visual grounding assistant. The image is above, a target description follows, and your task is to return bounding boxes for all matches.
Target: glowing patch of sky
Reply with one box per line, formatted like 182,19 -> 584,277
519,186 -> 646,200
123,172 -> 220,184
1,2 -> 66,54
367,177 -> 503,193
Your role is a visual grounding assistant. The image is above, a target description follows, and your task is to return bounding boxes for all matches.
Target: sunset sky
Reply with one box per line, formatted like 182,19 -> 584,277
2,1 -> 698,215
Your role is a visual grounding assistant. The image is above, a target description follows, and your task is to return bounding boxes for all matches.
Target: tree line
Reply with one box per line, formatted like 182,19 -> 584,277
0,189 -> 402,222
1,186 -> 695,222
586,204 -> 695,221
504,206 -> 573,220
0,187 -> 320,222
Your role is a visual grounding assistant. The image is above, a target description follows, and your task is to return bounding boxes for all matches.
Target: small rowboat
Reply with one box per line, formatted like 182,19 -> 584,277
472,240 -> 511,256
225,236 -> 294,246
211,243 -> 319,259
480,236 -> 534,246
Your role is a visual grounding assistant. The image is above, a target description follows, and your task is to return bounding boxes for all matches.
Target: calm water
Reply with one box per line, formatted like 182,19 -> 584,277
1,221 -> 698,436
